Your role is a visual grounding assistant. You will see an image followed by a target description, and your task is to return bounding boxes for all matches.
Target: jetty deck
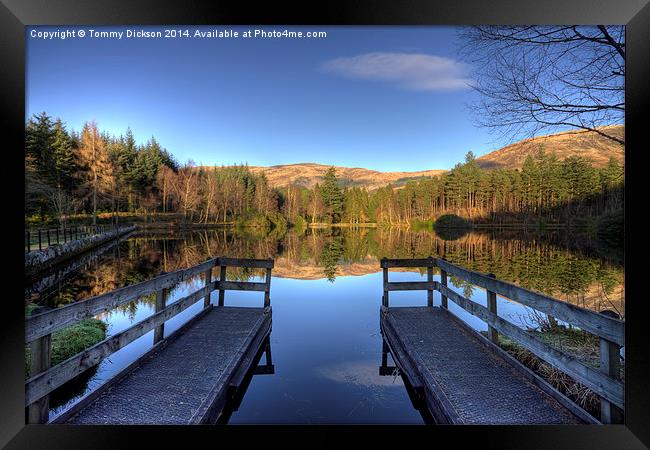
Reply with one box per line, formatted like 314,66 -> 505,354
382,306 -> 581,424
63,306 -> 270,424
379,257 -> 625,424
25,257 -> 275,424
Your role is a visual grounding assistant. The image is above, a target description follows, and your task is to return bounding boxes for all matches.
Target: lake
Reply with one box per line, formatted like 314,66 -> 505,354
26,226 -> 624,423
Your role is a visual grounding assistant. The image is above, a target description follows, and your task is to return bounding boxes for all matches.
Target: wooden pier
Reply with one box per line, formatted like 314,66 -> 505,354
380,257 -> 625,425
25,257 -> 275,424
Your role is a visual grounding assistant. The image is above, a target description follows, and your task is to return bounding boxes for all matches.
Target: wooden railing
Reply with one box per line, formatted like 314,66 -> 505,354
25,256 -> 274,424
25,224 -> 124,253
380,257 -> 625,424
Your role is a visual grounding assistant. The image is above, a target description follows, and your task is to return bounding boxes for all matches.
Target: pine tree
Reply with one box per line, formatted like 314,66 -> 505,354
320,167 -> 343,223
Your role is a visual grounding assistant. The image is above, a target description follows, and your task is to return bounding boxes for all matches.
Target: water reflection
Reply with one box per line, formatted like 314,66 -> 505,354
31,226 -> 624,317
28,226 -> 623,423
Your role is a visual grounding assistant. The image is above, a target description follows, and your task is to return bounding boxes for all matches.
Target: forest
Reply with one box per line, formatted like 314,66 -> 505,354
25,112 -> 624,229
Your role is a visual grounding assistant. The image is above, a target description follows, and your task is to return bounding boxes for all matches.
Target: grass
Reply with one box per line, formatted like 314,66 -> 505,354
25,304 -> 107,378
483,324 -> 623,420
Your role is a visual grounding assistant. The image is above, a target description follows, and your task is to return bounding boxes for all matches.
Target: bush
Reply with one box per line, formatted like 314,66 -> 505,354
433,214 -> 472,229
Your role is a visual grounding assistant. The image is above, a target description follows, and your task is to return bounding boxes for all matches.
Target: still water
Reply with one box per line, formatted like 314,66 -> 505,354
27,226 -> 624,423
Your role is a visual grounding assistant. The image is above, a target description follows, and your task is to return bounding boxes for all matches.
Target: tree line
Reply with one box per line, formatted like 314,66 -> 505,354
25,113 -> 623,228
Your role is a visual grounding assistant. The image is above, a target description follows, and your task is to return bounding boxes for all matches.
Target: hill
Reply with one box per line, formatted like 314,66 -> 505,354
200,125 -> 624,189
475,125 -> 624,170
247,163 -> 446,190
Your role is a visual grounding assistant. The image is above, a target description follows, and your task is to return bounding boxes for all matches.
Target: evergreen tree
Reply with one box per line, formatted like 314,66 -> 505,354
320,167 -> 344,223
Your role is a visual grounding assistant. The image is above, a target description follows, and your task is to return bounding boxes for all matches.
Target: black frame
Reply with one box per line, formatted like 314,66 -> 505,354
3,0 -> 649,447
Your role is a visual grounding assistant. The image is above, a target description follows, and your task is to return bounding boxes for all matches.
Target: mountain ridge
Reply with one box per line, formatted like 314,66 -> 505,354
200,125 -> 624,190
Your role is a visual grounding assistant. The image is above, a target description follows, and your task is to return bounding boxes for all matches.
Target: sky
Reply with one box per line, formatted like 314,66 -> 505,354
27,25 -> 506,172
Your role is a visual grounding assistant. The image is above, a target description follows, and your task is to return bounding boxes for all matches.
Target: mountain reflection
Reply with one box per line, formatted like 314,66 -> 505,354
33,226 -> 624,316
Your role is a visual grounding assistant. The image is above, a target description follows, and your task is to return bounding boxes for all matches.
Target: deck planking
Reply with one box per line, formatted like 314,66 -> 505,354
64,306 -> 271,424
381,306 -> 585,424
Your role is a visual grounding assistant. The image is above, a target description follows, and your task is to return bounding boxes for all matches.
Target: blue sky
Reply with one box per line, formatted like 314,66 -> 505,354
28,25 -> 504,171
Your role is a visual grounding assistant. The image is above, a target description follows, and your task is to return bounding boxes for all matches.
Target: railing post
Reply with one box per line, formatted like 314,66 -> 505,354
46,229 -> 50,247
382,259 -> 389,307
203,267 -> 212,308
28,333 -> 51,423
218,265 -> 227,306
427,257 -> 434,307
26,230 -> 30,253
264,267 -> 272,307
38,229 -> 42,250
56,228 -> 60,246
599,309 -> 624,423
440,269 -> 448,309
264,336 -> 273,366
153,286 -> 169,344
63,226 -> 66,243
486,273 -> 499,344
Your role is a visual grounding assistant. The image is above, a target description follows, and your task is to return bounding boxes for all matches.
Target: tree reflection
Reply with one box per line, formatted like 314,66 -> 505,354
36,226 -> 624,315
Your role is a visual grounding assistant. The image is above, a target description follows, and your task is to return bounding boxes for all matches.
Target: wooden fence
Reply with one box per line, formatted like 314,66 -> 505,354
25,256 -> 274,424
380,257 -> 625,424
25,224 -> 119,252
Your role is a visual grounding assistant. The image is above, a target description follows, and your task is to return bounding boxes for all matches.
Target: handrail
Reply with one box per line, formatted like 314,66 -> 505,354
380,256 -> 625,423
435,258 -> 624,346
25,223 -> 128,253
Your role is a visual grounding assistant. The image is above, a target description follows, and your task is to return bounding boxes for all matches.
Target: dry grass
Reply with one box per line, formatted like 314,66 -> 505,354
476,125 -> 624,170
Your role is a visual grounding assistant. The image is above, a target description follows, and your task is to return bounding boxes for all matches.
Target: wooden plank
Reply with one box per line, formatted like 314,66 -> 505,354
25,281 -> 217,406
153,287 -> 169,344
486,273 -> 498,344
27,334 -> 51,423
382,267 -> 389,307
440,269 -> 448,309
217,281 -> 267,292
380,258 -> 436,268
26,258 -> 217,342
435,258 -> 624,346
387,281 -> 437,291
217,257 -> 274,268
600,337 -> 624,423
203,268 -> 212,308
427,266 -> 433,307
437,283 -> 624,409
264,267 -> 272,307
218,265 -> 227,306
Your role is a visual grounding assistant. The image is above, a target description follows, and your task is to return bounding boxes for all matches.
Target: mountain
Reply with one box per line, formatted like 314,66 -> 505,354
247,163 -> 446,190
202,125 -> 623,190
475,125 -> 624,170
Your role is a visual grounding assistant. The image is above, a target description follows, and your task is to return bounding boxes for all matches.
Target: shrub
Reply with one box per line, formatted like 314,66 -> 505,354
433,214 -> 472,229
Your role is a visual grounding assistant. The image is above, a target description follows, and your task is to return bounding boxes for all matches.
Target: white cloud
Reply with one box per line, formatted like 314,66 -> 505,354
320,52 -> 474,92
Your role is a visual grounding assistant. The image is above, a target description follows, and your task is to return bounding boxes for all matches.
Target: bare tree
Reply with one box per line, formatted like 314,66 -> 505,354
458,26 -> 625,145
48,188 -> 80,229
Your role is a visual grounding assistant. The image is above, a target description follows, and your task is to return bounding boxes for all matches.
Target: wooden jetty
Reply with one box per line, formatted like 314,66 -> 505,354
25,257 -> 275,424
380,257 -> 625,425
